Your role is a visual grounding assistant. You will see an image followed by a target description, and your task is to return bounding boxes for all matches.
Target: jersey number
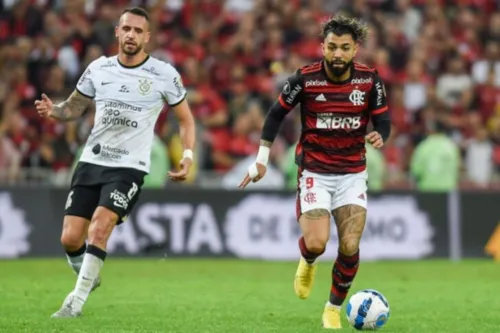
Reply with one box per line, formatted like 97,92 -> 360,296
305,177 -> 314,190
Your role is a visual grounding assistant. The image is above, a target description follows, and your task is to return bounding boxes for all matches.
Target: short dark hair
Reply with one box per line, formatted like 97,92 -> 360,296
321,15 -> 369,43
122,7 -> 150,22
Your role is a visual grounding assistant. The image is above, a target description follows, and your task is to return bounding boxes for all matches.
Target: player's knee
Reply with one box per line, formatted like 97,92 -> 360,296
301,208 -> 330,253
60,231 -> 84,251
304,234 -> 328,254
339,238 -> 360,256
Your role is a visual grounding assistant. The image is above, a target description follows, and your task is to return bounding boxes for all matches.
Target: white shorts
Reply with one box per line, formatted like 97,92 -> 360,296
296,169 -> 368,219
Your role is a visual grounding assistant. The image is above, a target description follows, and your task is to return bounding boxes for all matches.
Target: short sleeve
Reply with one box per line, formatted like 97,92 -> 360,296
163,65 -> 187,107
368,75 -> 388,115
76,62 -> 97,98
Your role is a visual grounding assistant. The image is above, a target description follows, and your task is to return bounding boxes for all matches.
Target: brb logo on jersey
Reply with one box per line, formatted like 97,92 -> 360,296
317,113 -> 361,130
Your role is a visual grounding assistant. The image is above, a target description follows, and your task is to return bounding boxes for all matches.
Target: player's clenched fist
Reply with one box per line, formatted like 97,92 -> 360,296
365,131 -> 384,149
34,94 -> 53,118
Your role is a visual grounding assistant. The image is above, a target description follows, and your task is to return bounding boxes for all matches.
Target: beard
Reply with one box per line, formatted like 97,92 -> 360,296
325,59 -> 353,78
121,42 -> 142,56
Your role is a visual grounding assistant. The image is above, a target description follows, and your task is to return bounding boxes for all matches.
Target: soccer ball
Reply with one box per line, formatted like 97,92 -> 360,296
346,289 -> 390,330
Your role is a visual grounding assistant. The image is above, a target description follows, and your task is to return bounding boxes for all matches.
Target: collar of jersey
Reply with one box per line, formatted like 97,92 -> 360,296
117,55 -> 150,69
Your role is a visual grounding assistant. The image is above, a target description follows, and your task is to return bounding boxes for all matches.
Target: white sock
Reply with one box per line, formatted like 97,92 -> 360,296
65,244 -> 86,275
66,253 -> 85,275
72,252 -> 104,310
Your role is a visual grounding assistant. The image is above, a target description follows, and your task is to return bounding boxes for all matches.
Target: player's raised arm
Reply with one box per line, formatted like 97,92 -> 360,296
34,90 -> 93,122
37,57 -> 98,122
239,71 -> 303,189
366,75 -> 391,149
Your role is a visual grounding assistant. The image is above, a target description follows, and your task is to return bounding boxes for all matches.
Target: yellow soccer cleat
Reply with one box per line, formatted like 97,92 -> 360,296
293,257 -> 317,299
322,303 -> 342,329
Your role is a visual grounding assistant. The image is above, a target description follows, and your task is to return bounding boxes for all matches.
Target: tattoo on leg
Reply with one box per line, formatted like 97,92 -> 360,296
304,208 -> 330,220
333,205 -> 366,255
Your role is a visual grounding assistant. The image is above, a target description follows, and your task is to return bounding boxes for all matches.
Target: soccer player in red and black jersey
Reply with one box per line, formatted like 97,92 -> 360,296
239,16 -> 391,329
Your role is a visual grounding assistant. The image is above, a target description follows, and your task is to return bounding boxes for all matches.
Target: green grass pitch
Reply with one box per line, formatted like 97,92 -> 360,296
0,259 -> 499,332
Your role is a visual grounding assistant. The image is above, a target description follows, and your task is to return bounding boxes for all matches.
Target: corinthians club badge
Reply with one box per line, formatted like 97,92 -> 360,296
138,78 -> 153,96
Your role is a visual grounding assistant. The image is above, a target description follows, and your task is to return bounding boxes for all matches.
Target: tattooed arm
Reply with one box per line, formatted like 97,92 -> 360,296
35,90 -> 93,122
51,90 -> 94,121
260,139 -> 272,148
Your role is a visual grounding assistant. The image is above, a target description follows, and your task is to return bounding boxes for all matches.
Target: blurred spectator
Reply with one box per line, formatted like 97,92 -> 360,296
410,120 -> 461,192
365,144 -> 386,192
436,56 -> 473,110
471,41 -> 500,87
280,143 -> 298,190
465,126 -> 494,187
0,131 -> 21,185
0,0 -> 499,190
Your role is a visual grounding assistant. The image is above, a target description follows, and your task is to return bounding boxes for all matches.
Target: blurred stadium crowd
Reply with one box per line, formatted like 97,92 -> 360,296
1,0 -> 500,190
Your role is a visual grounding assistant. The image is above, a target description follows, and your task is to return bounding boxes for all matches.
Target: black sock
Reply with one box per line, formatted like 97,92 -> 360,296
65,243 -> 86,257
86,244 -> 107,261
330,251 -> 359,306
298,236 -> 324,264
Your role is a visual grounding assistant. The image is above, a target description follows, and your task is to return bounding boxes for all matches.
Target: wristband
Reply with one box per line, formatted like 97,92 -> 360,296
255,146 -> 270,166
182,149 -> 193,160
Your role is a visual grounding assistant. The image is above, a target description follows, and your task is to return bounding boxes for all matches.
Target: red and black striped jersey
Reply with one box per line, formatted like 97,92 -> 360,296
278,61 -> 389,174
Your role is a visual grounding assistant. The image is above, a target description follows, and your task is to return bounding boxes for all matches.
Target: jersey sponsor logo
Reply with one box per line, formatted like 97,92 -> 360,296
349,89 -> 365,106
351,77 -> 373,85
102,116 -> 138,128
104,101 -> 142,112
101,81 -> 113,86
142,66 -> 160,76
305,79 -> 327,87
285,85 -> 302,104
102,103 -> 140,128
78,69 -> 91,86
93,144 -> 130,160
100,60 -> 116,68
138,78 -> 153,96
316,114 -> 361,129
102,109 -> 138,128
375,82 -> 384,107
110,189 -> 130,210
173,76 -> 184,98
